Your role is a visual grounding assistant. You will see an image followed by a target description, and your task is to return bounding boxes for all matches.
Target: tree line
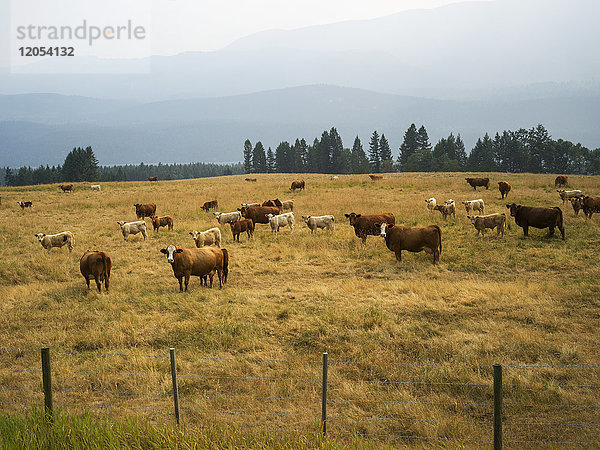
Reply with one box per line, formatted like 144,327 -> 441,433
243,124 -> 600,175
2,146 -> 243,186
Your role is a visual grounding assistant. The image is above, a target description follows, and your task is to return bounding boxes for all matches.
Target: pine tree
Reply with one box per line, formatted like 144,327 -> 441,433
398,124 -> 419,170
416,126 -> 431,151
379,134 -> 394,172
243,139 -> 253,173
527,124 -> 551,173
350,136 -> 369,173
266,147 -> 276,173
4,167 -> 14,186
455,134 -> 467,170
252,141 -> 267,173
329,127 -> 344,174
316,131 -> 332,173
368,131 -> 380,172
467,134 -> 496,171
275,141 -> 292,172
62,146 -> 99,181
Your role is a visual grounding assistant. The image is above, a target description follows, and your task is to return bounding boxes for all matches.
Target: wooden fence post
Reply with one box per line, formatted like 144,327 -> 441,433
322,352 -> 328,436
493,364 -> 503,450
170,348 -> 180,425
41,347 -> 53,421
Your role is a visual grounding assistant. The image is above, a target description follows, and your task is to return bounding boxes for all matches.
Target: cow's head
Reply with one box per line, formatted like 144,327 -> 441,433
506,203 -> 519,217
133,203 -> 142,209
344,213 -> 361,226
375,222 -> 393,237
117,221 -> 126,228
466,215 -> 478,224
302,215 -> 311,223
266,214 -> 274,219
189,231 -> 199,239
34,233 -> 45,241
213,212 -> 221,217
160,244 -> 183,263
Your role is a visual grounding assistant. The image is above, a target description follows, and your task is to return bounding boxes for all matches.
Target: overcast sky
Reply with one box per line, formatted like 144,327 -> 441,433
2,0 -> 491,65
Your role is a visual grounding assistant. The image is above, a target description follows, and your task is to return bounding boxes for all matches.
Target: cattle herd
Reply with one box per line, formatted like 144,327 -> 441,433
12,174 -> 600,293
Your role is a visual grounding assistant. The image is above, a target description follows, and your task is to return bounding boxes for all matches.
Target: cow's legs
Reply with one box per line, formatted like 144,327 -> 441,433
94,276 -> 101,293
177,276 -> 184,292
184,274 -> 190,292
548,226 -> 555,236
559,225 -> 565,240
209,273 -> 214,288
523,225 -> 529,236
217,269 -> 223,289
85,278 -> 90,289
142,231 -> 147,240
395,251 -> 402,261
104,275 -> 110,292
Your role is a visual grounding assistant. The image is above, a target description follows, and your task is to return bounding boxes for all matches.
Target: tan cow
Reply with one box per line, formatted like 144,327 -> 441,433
189,228 -> 222,247
160,245 -> 228,291
151,216 -> 173,232
35,231 -> 74,253
467,213 -> 506,238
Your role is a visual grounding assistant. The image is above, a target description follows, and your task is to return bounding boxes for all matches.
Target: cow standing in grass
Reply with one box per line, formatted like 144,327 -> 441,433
377,223 -> 442,264
160,245 -> 228,291
80,251 -> 111,292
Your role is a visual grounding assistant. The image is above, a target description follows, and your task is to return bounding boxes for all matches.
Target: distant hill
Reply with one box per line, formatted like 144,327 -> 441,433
1,85 -> 598,166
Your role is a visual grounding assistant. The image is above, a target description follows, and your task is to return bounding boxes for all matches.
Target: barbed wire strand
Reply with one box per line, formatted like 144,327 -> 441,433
176,374 -> 318,383
329,379 -> 489,386
179,393 -> 319,402
55,403 -> 169,412
507,382 -> 599,388
180,408 -> 316,418
503,439 -> 599,445
50,369 -> 166,377
504,420 -> 600,427
328,398 -> 489,407
505,403 -> 600,408
54,350 -> 168,359
328,415 -> 492,425
53,388 -> 170,397
328,432 -> 492,443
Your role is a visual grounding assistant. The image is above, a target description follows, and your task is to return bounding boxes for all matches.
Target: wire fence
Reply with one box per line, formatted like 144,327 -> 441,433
0,347 -> 599,447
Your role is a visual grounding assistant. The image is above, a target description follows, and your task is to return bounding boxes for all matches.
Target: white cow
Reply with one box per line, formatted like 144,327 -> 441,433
267,212 -> 295,235
462,199 -> 485,215
117,220 -> 147,241
189,228 -> 222,248
214,211 -> 242,225
35,231 -> 74,253
90,184 -> 101,191
425,198 -> 436,213
302,215 -> 334,233
557,189 -> 583,204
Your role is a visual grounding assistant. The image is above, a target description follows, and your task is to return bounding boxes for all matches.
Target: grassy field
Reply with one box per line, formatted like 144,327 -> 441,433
1,172 -> 599,448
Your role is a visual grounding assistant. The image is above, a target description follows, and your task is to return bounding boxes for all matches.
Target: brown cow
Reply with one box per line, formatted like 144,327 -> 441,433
80,251 -> 111,293
465,177 -> 489,190
290,180 -> 305,192
230,218 -> 254,241
377,223 -> 442,264
245,178 -> 257,182
582,196 -> 600,219
239,206 -> 280,224
151,215 -> 173,232
17,201 -> 33,210
554,175 -> 568,188
569,197 -> 583,216
498,181 -> 511,199
148,176 -> 158,182
160,245 -> 228,291
369,174 -> 384,181
506,203 -> 565,239
202,200 -> 218,212
134,203 -> 156,219
344,212 -> 395,244
59,184 -> 73,192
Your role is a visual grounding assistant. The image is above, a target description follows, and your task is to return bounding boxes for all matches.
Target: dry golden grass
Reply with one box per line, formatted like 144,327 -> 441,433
1,172 -> 599,448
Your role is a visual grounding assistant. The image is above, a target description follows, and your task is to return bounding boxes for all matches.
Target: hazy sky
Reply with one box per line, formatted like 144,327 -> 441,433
2,0 -> 491,65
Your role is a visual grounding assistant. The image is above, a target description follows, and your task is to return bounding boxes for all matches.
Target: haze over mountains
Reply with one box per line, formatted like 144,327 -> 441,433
1,0 -> 599,166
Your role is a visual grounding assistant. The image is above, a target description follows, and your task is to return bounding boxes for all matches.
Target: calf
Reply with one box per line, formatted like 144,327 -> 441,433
465,177 -> 489,190
557,189 -> 582,205
160,244 -> 228,291
290,180 -> 305,192
90,184 -> 101,191
467,213 -> 506,238
498,181 -> 511,199
230,218 -> 254,241
262,199 -> 281,208
267,212 -> 295,235
330,176 -> 339,180
462,199 -> 485,215
117,220 -> 147,241
281,199 -> 294,211
506,203 -> 565,239
302,215 -> 334,233
554,175 -> 568,188
202,200 -> 218,212
425,198 -> 436,214
59,184 -> 73,192
35,231 -> 74,253
214,211 -> 242,225
17,201 -> 33,210
151,215 -> 173,232
190,227 -> 222,247
582,196 -> 600,219
345,212 -> 395,244
80,251 -> 111,292
570,197 -> 583,216
134,203 -> 156,219
369,174 -> 383,181
434,203 -> 455,220
245,178 -> 257,182
377,223 -> 442,264
148,176 -> 158,182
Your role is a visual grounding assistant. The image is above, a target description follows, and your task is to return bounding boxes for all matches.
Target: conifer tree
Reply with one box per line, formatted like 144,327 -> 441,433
243,139 -> 253,173
266,147 -> 276,173
252,141 -> 267,173
398,124 -> 419,170
368,131 -> 381,172
379,134 -> 394,172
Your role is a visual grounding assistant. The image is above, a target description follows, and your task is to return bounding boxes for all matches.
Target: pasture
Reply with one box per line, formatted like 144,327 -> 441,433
1,173 -> 599,447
